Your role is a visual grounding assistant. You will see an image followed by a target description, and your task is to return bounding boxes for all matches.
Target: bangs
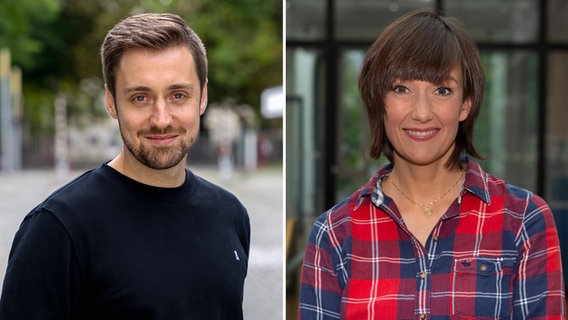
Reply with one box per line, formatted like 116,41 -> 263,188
383,17 -> 462,87
388,53 -> 460,86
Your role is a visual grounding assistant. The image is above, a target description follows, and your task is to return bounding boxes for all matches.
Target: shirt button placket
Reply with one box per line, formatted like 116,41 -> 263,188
417,271 -> 428,319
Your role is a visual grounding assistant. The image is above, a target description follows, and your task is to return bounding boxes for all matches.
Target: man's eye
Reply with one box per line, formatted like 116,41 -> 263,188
173,93 -> 186,100
133,95 -> 147,102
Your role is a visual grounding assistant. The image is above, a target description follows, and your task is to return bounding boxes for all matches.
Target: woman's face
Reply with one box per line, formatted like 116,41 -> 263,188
383,69 -> 471,168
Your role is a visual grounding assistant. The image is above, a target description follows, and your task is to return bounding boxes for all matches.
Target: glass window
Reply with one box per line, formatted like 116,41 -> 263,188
548,0 -> 568,42
335,49 -> 384,201
546,51 -> 568,288
474,50 -> 538,191
286,0 -> 326,40
335,0 -> 432,41
547,52 -> 568,209
446,0 -> 539,43
285,48 -> 324,222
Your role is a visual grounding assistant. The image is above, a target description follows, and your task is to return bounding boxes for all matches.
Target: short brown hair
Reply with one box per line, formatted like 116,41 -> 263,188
101,13 -> 207,98
358,8 -> 484,169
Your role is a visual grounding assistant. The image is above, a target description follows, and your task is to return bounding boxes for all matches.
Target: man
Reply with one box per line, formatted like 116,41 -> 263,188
0,13 -> 250,319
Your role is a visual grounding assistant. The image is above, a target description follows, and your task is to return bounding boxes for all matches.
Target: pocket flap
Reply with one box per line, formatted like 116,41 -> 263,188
454,258 -> 515,276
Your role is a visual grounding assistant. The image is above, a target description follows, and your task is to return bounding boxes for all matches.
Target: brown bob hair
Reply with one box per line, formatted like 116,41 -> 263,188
358,8 -> 484,169
101,13 -> 207,99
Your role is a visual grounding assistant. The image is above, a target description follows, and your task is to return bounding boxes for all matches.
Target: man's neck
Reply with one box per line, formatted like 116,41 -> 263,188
107,153 -> 187,188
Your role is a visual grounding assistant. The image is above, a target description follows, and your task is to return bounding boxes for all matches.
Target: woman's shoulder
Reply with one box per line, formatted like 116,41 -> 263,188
489,175 -> 550,216
320,166 -> 389,225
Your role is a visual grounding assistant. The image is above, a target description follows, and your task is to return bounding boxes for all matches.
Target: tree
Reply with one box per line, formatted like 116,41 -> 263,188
2,0 -> 283,135
0,0 -> 60,68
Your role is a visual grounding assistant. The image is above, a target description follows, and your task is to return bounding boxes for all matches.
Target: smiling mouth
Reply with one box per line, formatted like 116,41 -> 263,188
146,134 -> 178,145
148,134 -> 177,139
405,129 -> 438,138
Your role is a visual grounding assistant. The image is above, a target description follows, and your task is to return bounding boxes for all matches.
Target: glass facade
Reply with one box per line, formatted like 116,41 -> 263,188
475,50 -> 539,191
549,1 -> 568,42
446,0 -> 539,42
286,1 -> 568,316
547,51 -> 568,279
335,0 -> 432,40
286,0 -> 326,40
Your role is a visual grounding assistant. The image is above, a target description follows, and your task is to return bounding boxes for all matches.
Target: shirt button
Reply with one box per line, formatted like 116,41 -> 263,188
480,264 -> 488,271
420,272 -> 426,279
433,235 -> 439,241
420,313 -> 426,319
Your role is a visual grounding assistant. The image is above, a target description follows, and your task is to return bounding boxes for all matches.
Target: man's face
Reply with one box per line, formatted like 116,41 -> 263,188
106,45 -> 207,170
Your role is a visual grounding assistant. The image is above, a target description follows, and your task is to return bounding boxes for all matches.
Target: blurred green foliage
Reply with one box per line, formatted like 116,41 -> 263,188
0,0 -> 283,134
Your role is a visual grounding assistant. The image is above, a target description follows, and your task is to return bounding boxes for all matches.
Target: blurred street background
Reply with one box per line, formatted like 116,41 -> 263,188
0,166 -> 283,319
0,0 -> 283,318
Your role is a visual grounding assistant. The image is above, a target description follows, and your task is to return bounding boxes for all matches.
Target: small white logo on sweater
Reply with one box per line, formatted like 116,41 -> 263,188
234,250 -> 240,261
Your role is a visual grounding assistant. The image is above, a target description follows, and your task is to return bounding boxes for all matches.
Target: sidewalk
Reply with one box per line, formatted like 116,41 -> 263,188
0,166 -> 283,319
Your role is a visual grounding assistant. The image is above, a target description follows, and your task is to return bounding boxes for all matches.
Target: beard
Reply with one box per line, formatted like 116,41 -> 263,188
119,124 -> 195,170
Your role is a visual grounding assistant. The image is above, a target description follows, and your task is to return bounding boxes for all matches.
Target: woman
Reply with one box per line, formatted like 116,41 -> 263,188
298,8 -> 565,319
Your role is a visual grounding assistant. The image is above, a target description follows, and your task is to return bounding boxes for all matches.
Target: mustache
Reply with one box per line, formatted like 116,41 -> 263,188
138,126 -> 186,135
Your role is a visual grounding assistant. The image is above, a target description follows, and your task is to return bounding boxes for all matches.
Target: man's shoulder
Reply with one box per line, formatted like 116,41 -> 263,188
24,166 -> 115,222
17,167 -> 106,233
190,172 -> 243,206
43,167 -> 106,204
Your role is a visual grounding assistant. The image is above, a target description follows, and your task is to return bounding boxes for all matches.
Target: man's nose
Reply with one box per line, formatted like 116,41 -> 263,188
150,98 -> 173,128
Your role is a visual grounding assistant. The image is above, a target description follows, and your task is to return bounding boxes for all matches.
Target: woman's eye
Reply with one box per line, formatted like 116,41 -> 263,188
436,87 -> 452,96
392,85 -> 408,94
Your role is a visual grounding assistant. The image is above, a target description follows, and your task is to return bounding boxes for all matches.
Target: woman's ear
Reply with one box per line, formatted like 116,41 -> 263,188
105,85 -> 118,119
459,98 -> 472,121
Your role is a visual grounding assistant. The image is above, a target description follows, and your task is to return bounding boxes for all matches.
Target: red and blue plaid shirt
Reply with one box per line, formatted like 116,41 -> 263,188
299,158 -> 565,319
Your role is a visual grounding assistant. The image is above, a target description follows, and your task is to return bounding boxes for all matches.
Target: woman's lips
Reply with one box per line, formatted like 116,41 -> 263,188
404,128 -> 438,141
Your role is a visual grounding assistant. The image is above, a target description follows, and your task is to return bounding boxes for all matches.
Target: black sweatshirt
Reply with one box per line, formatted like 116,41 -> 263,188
0,164 -> 250,319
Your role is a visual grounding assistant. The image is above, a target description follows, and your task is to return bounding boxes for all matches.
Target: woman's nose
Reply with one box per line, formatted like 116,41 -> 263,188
411,93 -> 434,123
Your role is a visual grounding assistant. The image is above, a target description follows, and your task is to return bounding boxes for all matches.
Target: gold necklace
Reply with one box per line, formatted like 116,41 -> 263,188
390,172 -> 465,216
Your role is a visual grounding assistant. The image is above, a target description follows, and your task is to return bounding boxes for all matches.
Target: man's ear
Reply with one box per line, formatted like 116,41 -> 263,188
105,85 -> 118,119
199,80 -> 208,116
459,98 -> 472,122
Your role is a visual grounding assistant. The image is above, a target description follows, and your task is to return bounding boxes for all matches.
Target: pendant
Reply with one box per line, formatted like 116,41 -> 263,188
424,206 -> 432,216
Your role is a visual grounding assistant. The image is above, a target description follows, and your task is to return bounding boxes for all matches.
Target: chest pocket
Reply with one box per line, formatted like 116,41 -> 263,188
451,257 -> 516,319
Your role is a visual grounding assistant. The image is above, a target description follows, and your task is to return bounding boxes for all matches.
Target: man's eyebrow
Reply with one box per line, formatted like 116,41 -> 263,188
168,83 -> 196,91
124,83 -> 196,92
125,85 -> 151,93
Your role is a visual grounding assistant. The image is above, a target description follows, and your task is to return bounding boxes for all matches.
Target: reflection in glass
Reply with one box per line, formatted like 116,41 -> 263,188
475,51 -> 538,191
286,0 -> 326,40
446,0 -> 538,42
336,49 -> 385,201
548,0 -> 568,42
547,52 -> 568,206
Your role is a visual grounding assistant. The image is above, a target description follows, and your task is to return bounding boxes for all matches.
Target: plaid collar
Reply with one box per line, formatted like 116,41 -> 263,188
354,156 -> 492,212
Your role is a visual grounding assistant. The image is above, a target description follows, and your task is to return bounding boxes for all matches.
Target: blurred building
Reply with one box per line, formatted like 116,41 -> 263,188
18,101 -> 282,171
286,0 -> 568,316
